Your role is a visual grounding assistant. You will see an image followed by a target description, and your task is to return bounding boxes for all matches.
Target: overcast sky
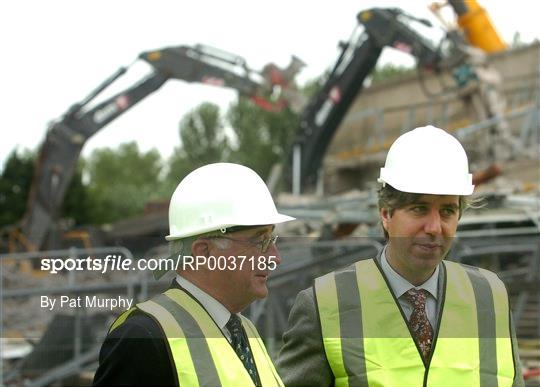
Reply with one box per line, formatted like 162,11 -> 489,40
1,0 -> 538,170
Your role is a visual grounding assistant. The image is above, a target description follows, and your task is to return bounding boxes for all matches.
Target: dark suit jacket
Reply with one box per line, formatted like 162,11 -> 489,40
276,253 -> 523,387
276,286 -> 334,386
93,280 -> 181,386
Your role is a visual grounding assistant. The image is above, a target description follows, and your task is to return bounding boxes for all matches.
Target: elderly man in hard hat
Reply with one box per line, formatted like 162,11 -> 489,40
277,126 -> 524,386
94,163 -> 294,386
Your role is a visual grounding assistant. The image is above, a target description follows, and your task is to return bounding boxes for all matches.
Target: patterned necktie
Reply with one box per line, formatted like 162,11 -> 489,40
404,288 -> 434,360
226,314 -> 260,386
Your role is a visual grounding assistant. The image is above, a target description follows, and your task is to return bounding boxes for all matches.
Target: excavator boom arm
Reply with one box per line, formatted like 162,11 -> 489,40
291,8 -> 443,190
19,44 -> 302,251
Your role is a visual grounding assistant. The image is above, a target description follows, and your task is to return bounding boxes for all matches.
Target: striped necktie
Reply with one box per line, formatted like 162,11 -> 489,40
226,314 -> 260,386
405,288 -> 434,360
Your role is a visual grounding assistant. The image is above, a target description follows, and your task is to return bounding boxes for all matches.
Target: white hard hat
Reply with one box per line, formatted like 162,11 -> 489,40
166,163 -> 295,240
378,125 -> 474,195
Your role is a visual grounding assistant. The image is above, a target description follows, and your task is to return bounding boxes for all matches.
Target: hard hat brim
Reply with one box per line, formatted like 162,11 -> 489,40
378,176 -> 475,196
165,213 -> 296,241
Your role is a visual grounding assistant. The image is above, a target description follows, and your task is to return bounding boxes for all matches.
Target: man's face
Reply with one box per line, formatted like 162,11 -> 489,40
208,225 -> 280,311
380,195 -> 459,283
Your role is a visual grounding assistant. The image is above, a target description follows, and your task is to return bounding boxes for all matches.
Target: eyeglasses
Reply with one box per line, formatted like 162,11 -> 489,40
211,234 -> 279,253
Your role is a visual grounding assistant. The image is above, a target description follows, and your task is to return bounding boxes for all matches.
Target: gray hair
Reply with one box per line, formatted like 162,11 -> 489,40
168,231 -> 231,258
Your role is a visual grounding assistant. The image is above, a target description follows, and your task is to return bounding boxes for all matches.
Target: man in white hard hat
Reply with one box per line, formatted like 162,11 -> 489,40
94,163 -> 294,386
277,126 -> 524,386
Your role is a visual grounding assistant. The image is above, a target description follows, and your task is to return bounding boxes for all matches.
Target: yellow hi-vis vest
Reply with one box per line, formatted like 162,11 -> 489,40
110,288 -> 283,387
315,258 -> 521,387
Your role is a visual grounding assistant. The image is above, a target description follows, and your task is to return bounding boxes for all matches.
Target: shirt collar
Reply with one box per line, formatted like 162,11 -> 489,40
175,275 -> 231,330
381,245 -> 439,299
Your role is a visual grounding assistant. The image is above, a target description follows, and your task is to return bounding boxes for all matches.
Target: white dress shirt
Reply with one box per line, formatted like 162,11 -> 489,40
176,275 -> 236,342
381,247 -> 439,328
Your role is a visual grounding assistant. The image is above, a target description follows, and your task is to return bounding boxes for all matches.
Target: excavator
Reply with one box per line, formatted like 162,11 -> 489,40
288,7 -> 449,192
287,4 -> 511,192
9,3 -> 509,251
430,0 -> 507,53
430,0 -> 516,182
7,44 -> 304,252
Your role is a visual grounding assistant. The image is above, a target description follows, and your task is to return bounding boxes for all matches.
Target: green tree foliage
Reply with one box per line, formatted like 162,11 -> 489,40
302,69 -> 330,99
61,163 -> 91,226
86,142 -> 163,223
303,63 -> 412,95
167,103 -> 230,190
0,150 -> 89,227
227,97 -> 300,181
370,63 -> 414,84
0,150 -> 35,227
510,31 -> 525,48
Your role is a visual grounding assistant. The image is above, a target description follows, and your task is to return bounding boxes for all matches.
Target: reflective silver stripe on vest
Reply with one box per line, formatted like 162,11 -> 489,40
463,265 -> 499,387
335,267 -> 369,386
320,259 -> 518,387
152,293 -> 221,386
